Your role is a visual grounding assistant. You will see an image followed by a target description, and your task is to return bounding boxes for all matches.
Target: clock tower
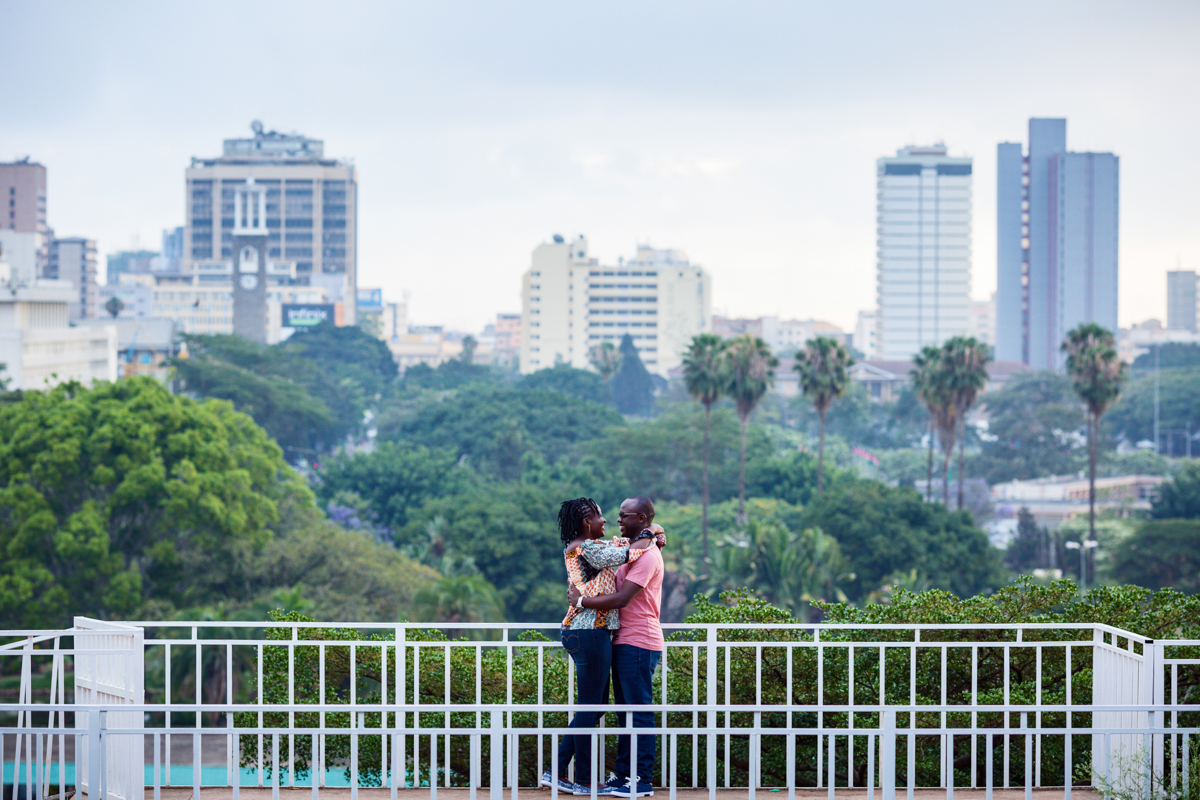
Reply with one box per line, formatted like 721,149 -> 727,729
231,179 -> 269,343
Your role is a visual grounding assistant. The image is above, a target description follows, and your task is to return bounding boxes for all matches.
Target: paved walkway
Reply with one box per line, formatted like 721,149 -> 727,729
74,789 -> 1102,800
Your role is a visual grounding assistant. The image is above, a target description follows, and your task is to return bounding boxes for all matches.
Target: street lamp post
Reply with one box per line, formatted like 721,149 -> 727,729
1064,540 -> 1100,594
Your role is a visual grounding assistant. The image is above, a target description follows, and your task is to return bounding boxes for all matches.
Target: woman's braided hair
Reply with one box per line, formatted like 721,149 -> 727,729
558,497 -> 600,547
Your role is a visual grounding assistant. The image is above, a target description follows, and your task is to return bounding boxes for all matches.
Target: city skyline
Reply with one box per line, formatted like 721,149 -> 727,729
2,1 -> 1198,333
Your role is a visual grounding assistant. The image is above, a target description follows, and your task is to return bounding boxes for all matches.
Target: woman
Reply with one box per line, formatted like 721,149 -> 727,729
541,497 -> 662,795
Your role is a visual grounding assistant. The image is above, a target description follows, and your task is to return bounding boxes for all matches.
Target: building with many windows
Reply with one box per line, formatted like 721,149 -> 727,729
184,122 -> 357,322
1167,270 -> 1197,333
520,235 -> 711,377
996,119 -> 1119,369
875,144 -> 973,360
47,237 -> 99,320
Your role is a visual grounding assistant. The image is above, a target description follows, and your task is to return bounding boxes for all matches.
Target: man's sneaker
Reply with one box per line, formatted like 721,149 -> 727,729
540,771 -> 580,794
600,778 -> 654,797
603,775 -> 625,790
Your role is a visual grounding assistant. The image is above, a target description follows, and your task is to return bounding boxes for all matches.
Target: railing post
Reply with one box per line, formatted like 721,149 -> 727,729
490,707 -> 503,800
88,708 -> 102,800
1144,640 -> 1163,782
706,627 -> 717,800
881,708 -> 895,800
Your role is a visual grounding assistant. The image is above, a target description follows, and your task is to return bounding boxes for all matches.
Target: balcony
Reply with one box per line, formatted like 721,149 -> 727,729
2,619 -> 1197,799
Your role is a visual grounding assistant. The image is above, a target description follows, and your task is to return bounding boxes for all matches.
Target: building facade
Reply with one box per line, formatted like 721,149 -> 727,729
0,284 -> 116,390
520,235 -> 711,377
48,237 -> 99,319
0,159 -> 50,279
184,122 -> 358,323
875,144 -> 973,360
1166,270 -> 1197,333
853,309 -> 878,359
996,119 -> 1119,369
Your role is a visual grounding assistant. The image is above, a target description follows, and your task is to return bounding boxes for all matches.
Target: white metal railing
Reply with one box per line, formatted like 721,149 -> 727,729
2,703 -> 1197,800
1,620 -> 1197,797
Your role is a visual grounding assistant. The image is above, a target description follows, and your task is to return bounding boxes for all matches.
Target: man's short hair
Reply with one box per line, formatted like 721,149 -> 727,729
628,495 -> 655,522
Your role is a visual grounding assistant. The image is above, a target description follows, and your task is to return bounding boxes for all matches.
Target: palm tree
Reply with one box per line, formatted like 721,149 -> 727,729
795,336 -> 855,494
1062,323 -> 1128,554
910,346 -> 946,502
943,336 -> 991,510
724,334 -> 778,522
681,333 -> 727,570
588,341 -> 621,381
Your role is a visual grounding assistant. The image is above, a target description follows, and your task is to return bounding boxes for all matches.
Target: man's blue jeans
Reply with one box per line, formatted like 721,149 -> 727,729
611,643 -> 661,783
557,627 -> 612,786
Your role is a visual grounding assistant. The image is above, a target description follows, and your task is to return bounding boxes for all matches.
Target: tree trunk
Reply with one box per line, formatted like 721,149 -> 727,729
817,408 -> 827,494
942,445 -> 953,506
925,415 -> 935,501
737,412 -> 749,523
701,402 -> 712,574
957,413 -> 967,510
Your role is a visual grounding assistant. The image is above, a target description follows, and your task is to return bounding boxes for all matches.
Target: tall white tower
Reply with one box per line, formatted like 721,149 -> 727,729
232,179 -> 270,343
875,144 -> 972,360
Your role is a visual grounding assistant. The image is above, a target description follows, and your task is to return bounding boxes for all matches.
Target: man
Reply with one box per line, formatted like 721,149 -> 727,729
568,495 -> 663,797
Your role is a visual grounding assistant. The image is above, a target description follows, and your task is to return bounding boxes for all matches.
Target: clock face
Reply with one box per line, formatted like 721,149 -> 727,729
240,274 -> 259,290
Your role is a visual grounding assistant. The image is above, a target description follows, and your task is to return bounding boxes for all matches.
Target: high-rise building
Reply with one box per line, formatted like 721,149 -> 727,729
48,237 -> 99,320
1166,270 -> 1197,333
875,144 -> 972,360
996,119 -> 1119,369
0,159 -> 50,279
184,122 -> 358,322
520,235 -> 711,377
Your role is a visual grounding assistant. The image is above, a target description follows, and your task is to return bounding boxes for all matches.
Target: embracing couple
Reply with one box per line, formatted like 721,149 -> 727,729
539,496 -> 664,798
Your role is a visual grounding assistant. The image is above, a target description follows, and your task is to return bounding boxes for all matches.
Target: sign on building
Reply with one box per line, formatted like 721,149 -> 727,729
282,303 -> 336,328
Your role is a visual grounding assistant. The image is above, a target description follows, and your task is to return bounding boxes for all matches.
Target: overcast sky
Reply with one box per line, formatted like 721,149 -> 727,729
4,0 -> 1198,332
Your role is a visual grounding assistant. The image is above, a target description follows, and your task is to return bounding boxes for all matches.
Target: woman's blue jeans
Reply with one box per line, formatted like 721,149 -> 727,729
557,627 -> 612,786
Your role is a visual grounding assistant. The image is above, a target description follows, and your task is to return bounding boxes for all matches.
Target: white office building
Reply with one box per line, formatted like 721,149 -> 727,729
0,283 -> 116,390
520,235 -> 711,377
876,144 -> 972,360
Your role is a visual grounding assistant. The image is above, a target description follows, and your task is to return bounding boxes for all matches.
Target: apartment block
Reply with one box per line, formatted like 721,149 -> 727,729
520,235 -> 711,377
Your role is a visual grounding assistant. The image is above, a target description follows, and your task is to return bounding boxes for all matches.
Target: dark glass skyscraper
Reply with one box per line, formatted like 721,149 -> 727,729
996,119 -> 1118,369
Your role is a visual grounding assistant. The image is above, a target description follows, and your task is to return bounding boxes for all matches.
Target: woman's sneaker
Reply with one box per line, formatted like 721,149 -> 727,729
540,771 -> 580,794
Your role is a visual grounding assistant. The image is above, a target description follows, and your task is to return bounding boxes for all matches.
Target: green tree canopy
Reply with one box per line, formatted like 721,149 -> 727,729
173,326 -> 397,453
520,365 -> 611,404
0,378 -> 312,627
610,333 -> 654,416
586,405 -> 771,505
316,442 -> 463,530
1104,367 -> 1200,454
1108,519 -> 1200,594
1131,342 -> 1200,375
400,359 -> 502,391
974,370 -> 1086,484
1150,460 -> 1200,519
797,478 -> 1003,601
380,383 -> 623,482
